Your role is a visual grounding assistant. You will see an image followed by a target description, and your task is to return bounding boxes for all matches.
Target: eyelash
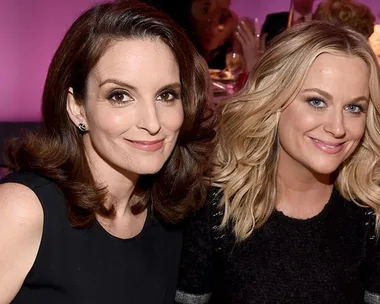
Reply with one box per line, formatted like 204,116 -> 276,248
306,97 -> 365,115
345,104 -> 364,114
107,90 -> 132,105
306,97 -> 326,109
157,89 -> 180,103
106,89 -> 180,105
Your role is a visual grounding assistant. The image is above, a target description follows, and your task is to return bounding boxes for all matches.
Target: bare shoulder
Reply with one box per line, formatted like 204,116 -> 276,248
0,182 -> 43,223
0,182 -> 43,303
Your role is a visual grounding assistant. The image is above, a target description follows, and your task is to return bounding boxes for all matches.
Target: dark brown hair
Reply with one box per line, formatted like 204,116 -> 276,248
6,0 -> 215,226
314,0 -> 375,38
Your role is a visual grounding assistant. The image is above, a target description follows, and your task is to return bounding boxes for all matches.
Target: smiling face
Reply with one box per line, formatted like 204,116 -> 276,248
277,53 -> 370,177
67,38 -> 184,180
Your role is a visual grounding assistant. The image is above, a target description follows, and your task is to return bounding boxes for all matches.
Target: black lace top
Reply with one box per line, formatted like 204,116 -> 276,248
176,188 -> 380,304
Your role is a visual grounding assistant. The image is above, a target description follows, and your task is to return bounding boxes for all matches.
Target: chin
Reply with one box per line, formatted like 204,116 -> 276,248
138,169 -> 163,175
308,163 -> 340,176
135,163 -> 168,175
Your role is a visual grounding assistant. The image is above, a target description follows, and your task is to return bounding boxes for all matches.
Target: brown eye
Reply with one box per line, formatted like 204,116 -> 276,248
157,90 -> 179,103
107,91 -> 132,104
161,92 -> 172,101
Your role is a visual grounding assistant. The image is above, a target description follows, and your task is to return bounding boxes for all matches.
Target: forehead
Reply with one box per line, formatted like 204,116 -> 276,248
301,53 -> 369,95
90,38 -> 179,84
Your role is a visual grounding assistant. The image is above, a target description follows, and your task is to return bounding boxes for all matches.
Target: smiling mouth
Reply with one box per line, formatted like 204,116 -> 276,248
311,138 -> 345,154
126,139 -> 164,152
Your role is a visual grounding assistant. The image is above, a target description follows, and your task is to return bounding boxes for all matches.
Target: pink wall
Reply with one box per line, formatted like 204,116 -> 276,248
1,0 -> 379,122
0,0 -> 104,122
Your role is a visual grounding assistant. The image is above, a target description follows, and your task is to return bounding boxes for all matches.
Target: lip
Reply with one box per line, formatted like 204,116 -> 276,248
310,137 -> 345,154
126,139 -> 164,152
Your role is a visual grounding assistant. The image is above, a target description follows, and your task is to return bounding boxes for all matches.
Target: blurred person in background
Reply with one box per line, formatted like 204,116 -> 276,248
261,0 -> 315,45
314,0 -> 375,39
0,1 -> 215,303
141,0 -> 261,73
369,24 -> 380,62
198,0 -> 261,73
134,0 -> 203,51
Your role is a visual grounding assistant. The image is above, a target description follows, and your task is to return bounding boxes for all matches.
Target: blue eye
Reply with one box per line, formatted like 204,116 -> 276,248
307,98 -> 326,108
345,104 -> 362,113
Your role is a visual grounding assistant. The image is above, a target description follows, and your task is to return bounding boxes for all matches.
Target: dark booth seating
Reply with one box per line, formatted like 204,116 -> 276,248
0,122 -> 41,168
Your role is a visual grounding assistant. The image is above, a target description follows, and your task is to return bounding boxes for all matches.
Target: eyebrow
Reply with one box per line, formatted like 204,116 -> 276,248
99,79 -> 137,90
301,88 -> 368,104
99,78 -> 181,93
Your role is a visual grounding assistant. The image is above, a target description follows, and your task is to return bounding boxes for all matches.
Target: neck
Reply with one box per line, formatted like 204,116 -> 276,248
276,151 -> 333,218
102,175 -> 138,216
84,140 -> 139,217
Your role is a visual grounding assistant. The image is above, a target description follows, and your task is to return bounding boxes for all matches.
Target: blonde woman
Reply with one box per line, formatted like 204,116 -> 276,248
176,21 -> 380,304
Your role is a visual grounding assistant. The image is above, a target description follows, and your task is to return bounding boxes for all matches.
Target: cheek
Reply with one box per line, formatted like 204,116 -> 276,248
279,107 -> 315,133
160,105 -> 184,132
349,119 -> 366,141
87,108 -> 128,135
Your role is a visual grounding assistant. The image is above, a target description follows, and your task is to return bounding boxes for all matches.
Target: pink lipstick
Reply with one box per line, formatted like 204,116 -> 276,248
126,139 -> 164,152
311,138 -> 344,154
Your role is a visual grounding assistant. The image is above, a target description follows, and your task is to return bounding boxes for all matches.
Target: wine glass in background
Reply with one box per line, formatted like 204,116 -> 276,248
244,17 -> 265,60
252,17 -> 266,56
225,49 -> 244,79
226,17 -> 264,78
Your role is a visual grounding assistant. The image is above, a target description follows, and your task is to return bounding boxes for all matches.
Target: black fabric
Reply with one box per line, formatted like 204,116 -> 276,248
177,187 -> 380,303
1,171 -> 182,304
207,40 -> 233,70
261,12 -> 290,46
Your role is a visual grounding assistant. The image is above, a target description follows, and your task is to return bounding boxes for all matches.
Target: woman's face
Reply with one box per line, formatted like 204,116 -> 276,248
192,0 -> 237,51
277,53 -> 369,176
68,38 -> 184,179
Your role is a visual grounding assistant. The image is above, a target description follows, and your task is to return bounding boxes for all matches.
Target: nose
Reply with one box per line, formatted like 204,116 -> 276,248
136,101 -> 161,135
323,109 -> 346,138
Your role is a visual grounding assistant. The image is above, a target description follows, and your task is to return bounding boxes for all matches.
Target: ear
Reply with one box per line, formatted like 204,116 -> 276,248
66,88 -> 88,129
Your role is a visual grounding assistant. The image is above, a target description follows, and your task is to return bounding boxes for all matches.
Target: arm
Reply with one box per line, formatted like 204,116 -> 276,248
0,183 -> 43,303
364,211 -> 380,304
175,201 -> 215,304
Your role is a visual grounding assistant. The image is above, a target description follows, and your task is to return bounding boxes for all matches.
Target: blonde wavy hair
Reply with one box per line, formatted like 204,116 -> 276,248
213,21 -> 380,241
314,0 -> 375,38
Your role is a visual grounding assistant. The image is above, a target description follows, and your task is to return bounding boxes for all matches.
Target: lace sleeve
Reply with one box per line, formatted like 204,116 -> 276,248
364,210 -> 380,304
175,188 -> 223,304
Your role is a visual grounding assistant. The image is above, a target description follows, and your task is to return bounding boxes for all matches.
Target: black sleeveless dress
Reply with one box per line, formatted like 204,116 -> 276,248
1,171 -> 182,304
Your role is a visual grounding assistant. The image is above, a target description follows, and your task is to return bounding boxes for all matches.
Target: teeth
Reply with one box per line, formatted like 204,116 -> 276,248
314,139 -> 339,148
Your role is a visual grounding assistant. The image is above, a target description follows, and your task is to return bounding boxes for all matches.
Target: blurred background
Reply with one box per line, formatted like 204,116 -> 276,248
0,0 -> 379,122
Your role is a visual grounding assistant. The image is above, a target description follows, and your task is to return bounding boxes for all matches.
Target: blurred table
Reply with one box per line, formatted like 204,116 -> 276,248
210,70 -> 249,109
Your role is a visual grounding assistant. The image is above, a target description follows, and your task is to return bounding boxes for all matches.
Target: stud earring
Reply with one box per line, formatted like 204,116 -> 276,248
78,123 -> 87,132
